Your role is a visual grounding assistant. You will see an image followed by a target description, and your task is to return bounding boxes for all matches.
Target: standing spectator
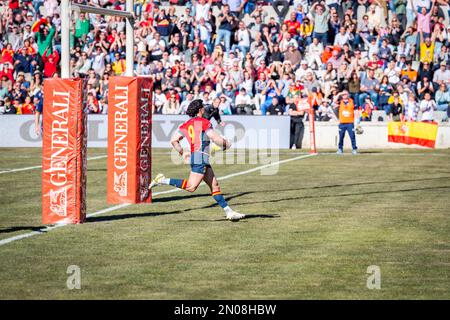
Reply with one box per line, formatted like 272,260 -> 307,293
333,90 -> 359,154
75,12 -> 90,44
35,20 -> 55,58
287,92 -> 306,149
232,21 -> 251,59
310,1 -> 330,46
215,4 -> 235,54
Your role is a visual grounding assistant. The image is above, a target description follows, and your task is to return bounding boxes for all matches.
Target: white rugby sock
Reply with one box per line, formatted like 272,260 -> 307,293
161,178 -> 170,185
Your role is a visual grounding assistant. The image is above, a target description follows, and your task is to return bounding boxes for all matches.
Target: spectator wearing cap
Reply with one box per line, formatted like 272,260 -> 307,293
218,94 -> 233,115
396,54 -> 407,70
433,61 -> 450,84
35,19 -> 55,58
13,47 -> 33,76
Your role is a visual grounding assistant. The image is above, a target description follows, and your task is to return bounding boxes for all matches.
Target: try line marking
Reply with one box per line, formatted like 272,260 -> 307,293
0,153 -> 315,246
0,155 -> 107,175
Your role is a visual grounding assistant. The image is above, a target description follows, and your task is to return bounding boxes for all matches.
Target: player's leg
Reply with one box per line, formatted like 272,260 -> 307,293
149,152 -> 205,192
149,171 -> 203,193
203,166 -> 245,220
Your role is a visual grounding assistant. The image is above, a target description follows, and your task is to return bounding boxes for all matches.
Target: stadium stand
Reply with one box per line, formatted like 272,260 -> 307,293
0,0 -> 449,124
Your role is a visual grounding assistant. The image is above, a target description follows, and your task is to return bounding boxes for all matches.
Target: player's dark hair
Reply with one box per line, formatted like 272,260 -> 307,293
186,99 -> 204,117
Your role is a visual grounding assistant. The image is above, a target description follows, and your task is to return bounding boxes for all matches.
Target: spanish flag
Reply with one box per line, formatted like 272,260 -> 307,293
388,121 -> 438,148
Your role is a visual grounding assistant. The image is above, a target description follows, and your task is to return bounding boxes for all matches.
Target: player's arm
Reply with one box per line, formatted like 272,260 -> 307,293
170,131 -> 185,156
206,129 -> 231,150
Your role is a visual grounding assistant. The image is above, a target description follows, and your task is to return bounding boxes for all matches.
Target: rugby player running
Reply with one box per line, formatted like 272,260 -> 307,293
149,99 -> 245,221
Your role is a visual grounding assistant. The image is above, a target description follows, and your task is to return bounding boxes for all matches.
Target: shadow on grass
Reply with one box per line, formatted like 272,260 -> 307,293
87,191 -> 256,224
179,214 -> 280,222
87,180 -> 450,224
227,185 -> 450,207
256,176 -> 450,194
0,226 -> 44,234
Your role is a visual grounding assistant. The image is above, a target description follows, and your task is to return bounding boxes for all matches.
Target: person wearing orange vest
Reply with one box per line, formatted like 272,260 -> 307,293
333,90 -> 360,155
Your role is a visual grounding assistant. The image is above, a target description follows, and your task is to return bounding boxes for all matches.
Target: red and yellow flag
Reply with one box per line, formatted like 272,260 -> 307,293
388,121 -> 438,148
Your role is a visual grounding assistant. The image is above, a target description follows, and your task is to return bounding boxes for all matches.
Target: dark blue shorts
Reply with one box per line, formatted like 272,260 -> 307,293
190,152 -> 211,174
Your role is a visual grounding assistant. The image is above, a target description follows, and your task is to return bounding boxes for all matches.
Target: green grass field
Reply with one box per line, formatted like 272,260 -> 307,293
0,148 -> 449,299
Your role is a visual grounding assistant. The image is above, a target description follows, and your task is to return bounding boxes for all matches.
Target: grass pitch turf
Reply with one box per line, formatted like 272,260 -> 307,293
0,148 -> 449,299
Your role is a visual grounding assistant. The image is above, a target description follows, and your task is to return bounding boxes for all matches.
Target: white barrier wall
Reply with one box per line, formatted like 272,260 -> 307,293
0,115 -> 290,149
1,115 -> 449,149
302,122 -> 450,149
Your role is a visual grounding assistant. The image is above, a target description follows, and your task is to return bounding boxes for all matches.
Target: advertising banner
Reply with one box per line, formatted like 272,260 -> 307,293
42,78 -> 87,224
106,77 -> 153,204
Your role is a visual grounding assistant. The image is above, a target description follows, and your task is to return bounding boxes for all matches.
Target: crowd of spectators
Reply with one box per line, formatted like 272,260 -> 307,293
0,0 -> 449,122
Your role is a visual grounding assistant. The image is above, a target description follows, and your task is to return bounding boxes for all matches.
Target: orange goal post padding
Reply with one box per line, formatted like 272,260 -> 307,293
107,76 -> 153,204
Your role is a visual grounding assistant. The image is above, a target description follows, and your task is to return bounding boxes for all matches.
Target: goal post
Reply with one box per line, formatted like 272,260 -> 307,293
42,1 -> 153,225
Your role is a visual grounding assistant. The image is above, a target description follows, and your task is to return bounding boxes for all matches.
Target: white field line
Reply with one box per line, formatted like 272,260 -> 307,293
0,154 -> 315,246
0,155 -> 107,175
1,151 -> 448,175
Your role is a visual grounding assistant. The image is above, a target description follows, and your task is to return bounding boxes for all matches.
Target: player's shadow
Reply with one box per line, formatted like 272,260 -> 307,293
181,213 -> 280,222
252,176 -> 450,194
87,191 -> 265,223
0,226 -> 44,234
226,185 -> 450,207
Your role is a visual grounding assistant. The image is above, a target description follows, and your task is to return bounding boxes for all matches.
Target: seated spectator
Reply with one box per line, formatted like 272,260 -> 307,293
20,95 -> 35,114
404,92 -> 420,122
267,96 -> 285,115
435,83 -> 450,119
388,95 -> 405,122
235,88 -> 254,115
163,92 -> 181,114
419,92 -> 437,122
